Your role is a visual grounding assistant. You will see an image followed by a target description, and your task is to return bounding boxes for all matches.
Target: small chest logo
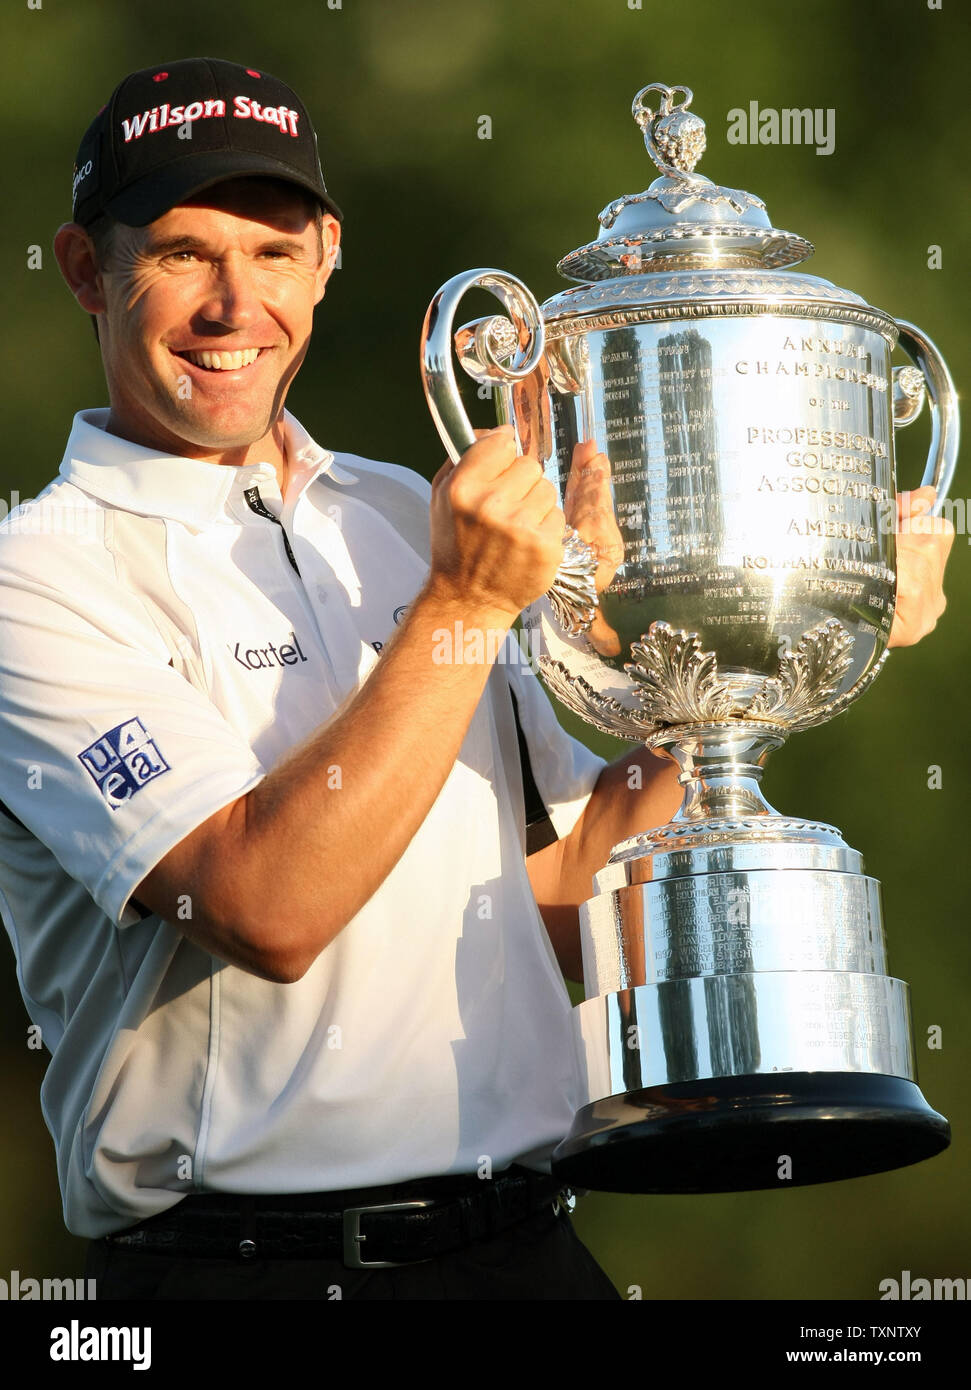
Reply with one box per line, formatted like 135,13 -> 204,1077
78,718 -> 171,810
230,630 -> 309,670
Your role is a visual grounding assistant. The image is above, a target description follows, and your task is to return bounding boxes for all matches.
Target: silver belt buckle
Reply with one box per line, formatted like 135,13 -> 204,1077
552,1187 -> 577,1216
342,1199 -> 436,1269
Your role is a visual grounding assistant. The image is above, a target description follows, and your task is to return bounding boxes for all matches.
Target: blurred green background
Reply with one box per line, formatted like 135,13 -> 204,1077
1,0 -> 968,1300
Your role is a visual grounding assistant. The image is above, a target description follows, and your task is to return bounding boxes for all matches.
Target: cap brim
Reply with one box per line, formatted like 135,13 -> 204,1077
103,148 -> 343,225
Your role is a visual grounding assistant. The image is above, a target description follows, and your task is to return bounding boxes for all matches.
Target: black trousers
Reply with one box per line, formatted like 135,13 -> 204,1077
85,1202 -> 621,1300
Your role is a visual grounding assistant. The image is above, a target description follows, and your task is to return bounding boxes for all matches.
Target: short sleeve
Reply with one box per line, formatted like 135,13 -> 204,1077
501,650 -> 607,842
0,535 -> 266,929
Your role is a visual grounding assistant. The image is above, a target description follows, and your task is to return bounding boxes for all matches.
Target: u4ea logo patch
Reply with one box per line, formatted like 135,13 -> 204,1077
78,718 -> 171,809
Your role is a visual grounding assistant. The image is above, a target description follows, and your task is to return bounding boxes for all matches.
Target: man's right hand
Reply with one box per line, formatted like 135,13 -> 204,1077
425,425 -> 565,626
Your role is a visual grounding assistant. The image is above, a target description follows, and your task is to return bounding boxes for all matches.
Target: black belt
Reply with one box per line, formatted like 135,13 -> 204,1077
102,1166 -> 576,1269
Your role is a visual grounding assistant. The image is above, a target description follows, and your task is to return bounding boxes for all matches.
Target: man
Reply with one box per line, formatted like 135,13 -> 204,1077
0,58 -> 953,1302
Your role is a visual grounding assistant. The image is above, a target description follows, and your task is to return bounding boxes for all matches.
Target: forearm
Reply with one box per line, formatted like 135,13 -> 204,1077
567,746 -> 684,889
529,746 -> 683,983
165,582 -> 514,979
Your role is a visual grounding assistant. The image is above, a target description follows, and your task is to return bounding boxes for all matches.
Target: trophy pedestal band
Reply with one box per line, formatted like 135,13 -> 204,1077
573,973 -> 919,1096
550,1072 -> 951,1193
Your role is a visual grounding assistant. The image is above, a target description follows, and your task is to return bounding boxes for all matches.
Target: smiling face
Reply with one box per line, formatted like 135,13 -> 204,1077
77,178 -> 340,463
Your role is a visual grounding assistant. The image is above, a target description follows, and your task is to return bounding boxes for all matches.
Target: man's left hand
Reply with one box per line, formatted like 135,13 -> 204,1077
889,485 -> 955,648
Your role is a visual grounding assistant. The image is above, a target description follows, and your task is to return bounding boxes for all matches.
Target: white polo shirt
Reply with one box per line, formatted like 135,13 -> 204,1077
0,408 -> 606,1239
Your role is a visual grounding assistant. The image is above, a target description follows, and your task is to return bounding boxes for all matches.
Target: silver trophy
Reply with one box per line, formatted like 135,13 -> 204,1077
420,83 -> 957,1192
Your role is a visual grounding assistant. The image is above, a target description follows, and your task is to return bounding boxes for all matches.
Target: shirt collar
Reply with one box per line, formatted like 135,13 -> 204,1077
58,408 -> 359,531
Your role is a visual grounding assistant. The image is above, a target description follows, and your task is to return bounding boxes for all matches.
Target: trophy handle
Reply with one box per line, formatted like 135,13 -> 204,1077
893,320 -> 959,514
420,268 -> 546,462
420,268 -> 598,636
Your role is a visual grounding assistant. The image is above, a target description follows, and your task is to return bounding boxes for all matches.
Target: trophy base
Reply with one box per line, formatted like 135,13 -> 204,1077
550,1072 -> 950,1193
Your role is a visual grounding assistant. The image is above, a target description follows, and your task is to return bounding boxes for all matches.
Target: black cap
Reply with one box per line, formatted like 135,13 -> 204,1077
71,57 -> 343,228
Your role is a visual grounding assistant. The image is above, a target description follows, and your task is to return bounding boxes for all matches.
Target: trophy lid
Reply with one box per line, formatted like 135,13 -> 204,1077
557,83 -> 815,281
